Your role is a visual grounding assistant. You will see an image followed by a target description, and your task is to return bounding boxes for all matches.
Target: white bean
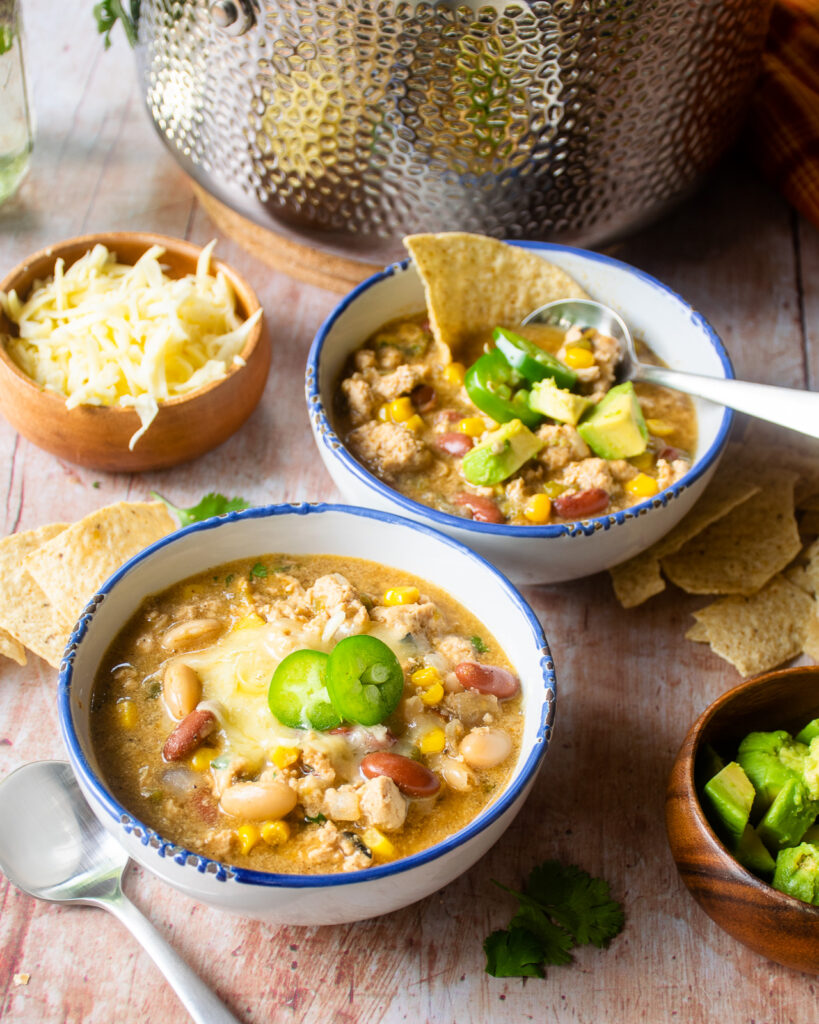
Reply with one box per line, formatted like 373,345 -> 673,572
162,662 -> 202,719
459,727 -> 512,770
440,756 -> 473,792
219,781 -> 297,821
161,617 -> 223,651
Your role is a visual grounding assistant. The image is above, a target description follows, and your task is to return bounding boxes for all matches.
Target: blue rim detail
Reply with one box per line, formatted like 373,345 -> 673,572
58,502 -> 555,889
305,241 -> 733,537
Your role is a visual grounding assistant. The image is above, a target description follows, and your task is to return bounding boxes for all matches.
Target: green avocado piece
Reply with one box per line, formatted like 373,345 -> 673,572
528,378 -> 594,426
773,843 -> 819,904
801,737 -> 819,800
732,823 -> 777,879
576,382 -> 648,459
696,743 -> 725,793
461,418 -> 543,486
737,730 -> 807,818
703,761 -> 755,839
757,776 -> 819,852
796,718 -> 819,745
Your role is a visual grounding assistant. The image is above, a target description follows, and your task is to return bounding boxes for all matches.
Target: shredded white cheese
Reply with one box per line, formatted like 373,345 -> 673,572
0,241 -> 262,449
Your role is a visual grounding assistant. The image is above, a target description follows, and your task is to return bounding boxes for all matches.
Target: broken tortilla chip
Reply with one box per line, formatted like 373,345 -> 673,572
404,233 -> 588,360
24,502 -> 175,629
661,467 -> 801,595
0,524 -> 72,668
805,604 -> 819,662
691,574 -> 813,676
685,619 -> 711,643
0,628 -> 26,666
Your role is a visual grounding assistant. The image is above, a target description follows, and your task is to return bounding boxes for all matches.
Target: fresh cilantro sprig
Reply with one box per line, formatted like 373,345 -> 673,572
484,860 -> 624,979
471,635 -> 489,654
93,0 -> 140,48
152,491 -> 250,527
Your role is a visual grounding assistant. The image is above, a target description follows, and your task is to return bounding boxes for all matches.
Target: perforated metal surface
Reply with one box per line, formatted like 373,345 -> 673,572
137,0 -> 773,260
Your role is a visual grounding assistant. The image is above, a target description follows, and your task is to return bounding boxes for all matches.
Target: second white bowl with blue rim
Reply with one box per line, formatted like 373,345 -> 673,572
58,503 -> 555,925
306,242 -> 733,585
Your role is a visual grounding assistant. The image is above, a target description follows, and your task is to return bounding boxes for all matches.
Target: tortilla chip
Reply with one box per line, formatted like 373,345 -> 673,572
404,233 -> 588,359
691,575 -> 813,676
0,628 -> 26,666
804,538 -> 819,595
610,456 -> 760,608
685,619 -> 711,643
661,467 -> 801,595
0,524 -> 72,668
805,604 -> 819,662
25,502 -> 175,628
785,563 -> 815,596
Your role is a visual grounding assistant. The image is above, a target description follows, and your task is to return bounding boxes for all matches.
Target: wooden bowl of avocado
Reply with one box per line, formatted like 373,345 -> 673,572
666,665 -> 819,975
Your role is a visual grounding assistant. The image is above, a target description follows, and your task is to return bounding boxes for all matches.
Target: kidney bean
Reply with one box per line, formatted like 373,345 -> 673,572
657,446 -> 681,462
552,488 -> 609,520
411,384 -> 437,412
437,433 -> 474,457
360,752 -> 441,798
219,781 -> 297,821
161,617 -> 223,651
163,662 -> 202,719
162,708 -> 217,761
454,493 -> 504,524
454,662 -> 520,699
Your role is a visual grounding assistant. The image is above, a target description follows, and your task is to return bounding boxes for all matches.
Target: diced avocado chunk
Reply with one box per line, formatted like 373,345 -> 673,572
757,776 -> 819,852
461,418 -> 543,486
704,762 -> 755,839
732,823 -> 776,879
576,382 -> 648,459
796,718 -> 819,745
737,730 -> 807,818
696,743 -> 725,793
802,737 -> 819,800
528,378 -> 594,426
773,843 -> 819,904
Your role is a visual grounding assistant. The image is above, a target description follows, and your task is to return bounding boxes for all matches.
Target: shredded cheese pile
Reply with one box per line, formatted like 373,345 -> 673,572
0,241 -> 262,449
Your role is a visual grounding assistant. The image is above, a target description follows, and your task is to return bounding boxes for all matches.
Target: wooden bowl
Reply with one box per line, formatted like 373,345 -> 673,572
666,666 -> 819,974
0,232 -> 270,472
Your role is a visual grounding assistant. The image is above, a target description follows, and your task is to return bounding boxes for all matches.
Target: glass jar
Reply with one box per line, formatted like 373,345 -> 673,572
0,0 -> 33,204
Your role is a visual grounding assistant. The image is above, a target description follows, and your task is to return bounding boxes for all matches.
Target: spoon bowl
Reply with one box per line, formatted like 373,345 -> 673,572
523,298 -> 819,441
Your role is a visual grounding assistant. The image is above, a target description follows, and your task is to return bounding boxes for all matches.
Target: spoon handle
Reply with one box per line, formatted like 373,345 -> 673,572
101,890 -> 243,1024
634,365 -> 819,441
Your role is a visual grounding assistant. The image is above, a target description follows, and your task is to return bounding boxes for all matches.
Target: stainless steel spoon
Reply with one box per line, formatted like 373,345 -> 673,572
0,760 -> 241,1024
522,298 -> 819,440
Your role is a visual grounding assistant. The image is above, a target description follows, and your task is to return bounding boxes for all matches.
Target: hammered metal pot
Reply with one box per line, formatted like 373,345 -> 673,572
135,0 -> 773,262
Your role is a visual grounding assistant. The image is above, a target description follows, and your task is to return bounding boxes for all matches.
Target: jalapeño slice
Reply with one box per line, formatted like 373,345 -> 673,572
464,348 -> 540,428
493,326 -> 578,391
268,649 -> 341,731
326,634 -> 404,727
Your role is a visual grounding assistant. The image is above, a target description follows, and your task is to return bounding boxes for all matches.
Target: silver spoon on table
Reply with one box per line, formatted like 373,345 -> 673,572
522,298 -> 819,441
0,760 -> 241,1024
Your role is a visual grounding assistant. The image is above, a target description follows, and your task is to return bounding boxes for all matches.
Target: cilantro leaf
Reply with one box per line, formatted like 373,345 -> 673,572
93,0 -> 139,48
250,562 -> 268,579
510,899 -> 574,965
470,635 -> 489,654
151,491 -> 250,527
525,861 -> 624,949
484,928 -> 545,978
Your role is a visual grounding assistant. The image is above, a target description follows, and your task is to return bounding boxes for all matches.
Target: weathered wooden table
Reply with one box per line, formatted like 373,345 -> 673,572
1,5 -> 818,1022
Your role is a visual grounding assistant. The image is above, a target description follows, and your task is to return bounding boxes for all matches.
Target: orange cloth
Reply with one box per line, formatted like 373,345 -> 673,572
751,0 -> 819,228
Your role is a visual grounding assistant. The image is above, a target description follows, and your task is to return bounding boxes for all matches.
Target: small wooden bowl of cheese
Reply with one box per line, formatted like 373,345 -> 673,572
0,232 -> 269,472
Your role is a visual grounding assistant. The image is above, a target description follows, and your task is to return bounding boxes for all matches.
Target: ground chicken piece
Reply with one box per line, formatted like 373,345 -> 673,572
359,776 -> 408,831
375,346 -> 403,370
308,573 -> 369,639
371,600 -> 441,640
504,477 -> 531,510
364,364 -> 426,403
557,332 -> 620,403
442,691 -> 500,728
305,821 -> 372,871
347,421 -> 431,480
557,457 -> 614,494
354,349 -> 377,370
340,374 -> 375,426
301,740 -> 336,784
202,828 -> 235,860
435,633 -> 476,668
656,457 -> 689,490
296,776 -> 327,819
608,459 -> 639,483
536,424 -> 590,472
322,785 -> 362,823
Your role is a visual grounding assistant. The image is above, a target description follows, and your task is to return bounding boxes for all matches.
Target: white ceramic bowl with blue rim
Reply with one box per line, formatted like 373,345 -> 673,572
58,503 -> 555,925
306,242 -> 734,585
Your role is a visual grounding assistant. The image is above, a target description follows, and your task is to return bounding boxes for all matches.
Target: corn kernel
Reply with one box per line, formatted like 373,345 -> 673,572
420,681 -> 444,706
387,396 -> 414,423
115,699 -> 137,729
457,416 -> 486,437
404,414 -> 425,433
271,746 -> 299,769
377,403 -> 390,422
563,346 -> 596,369
629,451 -> 655,472
524,493 -> 552,524
383,586 -> 420,606
236,824 -> 260,855
625,472 -> 660,498
234,612 -> 264,631
419,728 -> 446,755
542,480 -> 567,498
444,362 -> 465,386
411,665 -> 442,688
646,418 -> 675,437
190,748 -> 216,771
261,820 -> 290,846
361,827 -> 396,860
